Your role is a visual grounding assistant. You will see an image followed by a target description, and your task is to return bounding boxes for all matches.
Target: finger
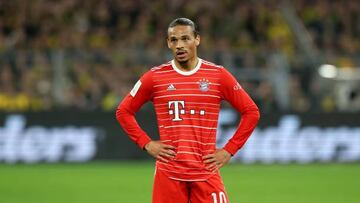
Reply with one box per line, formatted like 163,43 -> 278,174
157,155 -> 169,163
165,149 -> 176,156
211,167 -> 219,173
160,149 -> 176,156
203,158 -> 216,164
160,151 -> 175,158
206,163 -> 217,170
202,154 -> 214,160
163,144 -> 176,149
211,163 -> 220,172
217,162 -> 224,169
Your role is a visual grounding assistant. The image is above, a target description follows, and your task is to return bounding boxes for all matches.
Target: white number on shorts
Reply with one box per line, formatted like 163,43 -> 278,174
211,192 -> 227,203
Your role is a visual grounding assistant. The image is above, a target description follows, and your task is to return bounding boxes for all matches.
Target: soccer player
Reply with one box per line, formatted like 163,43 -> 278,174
116,17 -> 260,203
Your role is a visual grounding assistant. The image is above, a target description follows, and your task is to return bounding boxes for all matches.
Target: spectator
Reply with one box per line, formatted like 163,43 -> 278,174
0,0 -> 358,112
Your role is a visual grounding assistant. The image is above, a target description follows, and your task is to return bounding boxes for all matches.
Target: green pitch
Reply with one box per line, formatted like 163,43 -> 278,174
0,162 -> 359,203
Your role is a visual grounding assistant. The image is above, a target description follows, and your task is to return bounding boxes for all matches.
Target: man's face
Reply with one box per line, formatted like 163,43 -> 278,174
167,25 -> 200,64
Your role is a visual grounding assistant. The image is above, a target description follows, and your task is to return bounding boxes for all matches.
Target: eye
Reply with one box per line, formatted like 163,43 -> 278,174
170,38 -> 177,42
182,36 -> 190,41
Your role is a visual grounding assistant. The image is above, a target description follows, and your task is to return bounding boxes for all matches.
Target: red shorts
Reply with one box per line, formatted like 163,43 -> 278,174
152,169 -> 229,203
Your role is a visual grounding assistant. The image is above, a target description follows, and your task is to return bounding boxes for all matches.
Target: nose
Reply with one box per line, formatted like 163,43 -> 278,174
176,40 -> 184,49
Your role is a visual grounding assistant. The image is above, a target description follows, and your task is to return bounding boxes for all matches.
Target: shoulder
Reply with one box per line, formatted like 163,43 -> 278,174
150,61 -> 172,72
140,61 -> 172,80
201,60 -> 236,81
201,59 -> 224,69
200,59 -> 225,74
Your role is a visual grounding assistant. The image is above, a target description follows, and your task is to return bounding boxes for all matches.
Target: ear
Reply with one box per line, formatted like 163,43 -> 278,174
167,38 -> 171,49
195,35 -> 200,46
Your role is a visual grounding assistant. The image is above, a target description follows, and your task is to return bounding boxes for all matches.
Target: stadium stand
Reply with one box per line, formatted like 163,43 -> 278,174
0,0 -> 359,112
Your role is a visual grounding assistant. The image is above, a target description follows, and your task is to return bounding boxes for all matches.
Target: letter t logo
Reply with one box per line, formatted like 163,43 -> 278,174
168,101 -> 185,121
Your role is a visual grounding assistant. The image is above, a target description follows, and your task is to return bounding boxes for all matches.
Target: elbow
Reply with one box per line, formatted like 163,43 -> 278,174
115,103 -> 130,123
243,104 -> 260,123
115,95 -> 138,126
254,107 -> 260,123
115,104 -> 123,123
252,103 -> 261,122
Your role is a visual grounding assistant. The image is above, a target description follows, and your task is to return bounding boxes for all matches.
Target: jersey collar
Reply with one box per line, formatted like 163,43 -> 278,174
171,58 -> 202,76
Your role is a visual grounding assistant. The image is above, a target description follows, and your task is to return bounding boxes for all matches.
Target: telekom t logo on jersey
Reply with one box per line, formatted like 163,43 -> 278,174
168,101 -> 205,121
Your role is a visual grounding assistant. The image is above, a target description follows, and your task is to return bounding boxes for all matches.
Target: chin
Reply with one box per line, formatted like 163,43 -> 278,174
176,58 -> 188,64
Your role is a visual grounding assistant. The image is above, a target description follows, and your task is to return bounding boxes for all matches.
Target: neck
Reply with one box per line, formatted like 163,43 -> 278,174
175,57 -> 199,72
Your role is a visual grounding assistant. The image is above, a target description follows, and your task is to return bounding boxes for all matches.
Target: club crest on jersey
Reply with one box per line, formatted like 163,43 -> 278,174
199,79 -> 210,92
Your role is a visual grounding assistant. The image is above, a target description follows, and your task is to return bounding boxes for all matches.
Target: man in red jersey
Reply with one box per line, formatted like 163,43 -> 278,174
116,18 -> 260,203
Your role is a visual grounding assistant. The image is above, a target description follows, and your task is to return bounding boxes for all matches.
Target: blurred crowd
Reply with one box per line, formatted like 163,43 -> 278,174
0,0 -> 359,112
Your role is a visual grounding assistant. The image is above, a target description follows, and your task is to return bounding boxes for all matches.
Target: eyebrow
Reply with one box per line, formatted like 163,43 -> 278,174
169,34 -> 191,39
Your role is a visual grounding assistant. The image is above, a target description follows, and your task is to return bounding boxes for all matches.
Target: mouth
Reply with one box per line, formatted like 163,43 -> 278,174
176,50 -> 187,59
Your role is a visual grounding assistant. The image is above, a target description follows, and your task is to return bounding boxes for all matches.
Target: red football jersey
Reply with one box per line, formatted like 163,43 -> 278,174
116,59 -> 260,181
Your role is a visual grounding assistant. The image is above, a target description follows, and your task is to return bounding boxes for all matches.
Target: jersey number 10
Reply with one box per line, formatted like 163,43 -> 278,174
211,192 -> 227,203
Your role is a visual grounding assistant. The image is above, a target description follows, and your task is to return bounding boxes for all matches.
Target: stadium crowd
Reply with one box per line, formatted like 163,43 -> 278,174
0,0 -> 359,112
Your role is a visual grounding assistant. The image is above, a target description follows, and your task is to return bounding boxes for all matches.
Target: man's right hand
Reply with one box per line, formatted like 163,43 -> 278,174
144,141 -> 176,162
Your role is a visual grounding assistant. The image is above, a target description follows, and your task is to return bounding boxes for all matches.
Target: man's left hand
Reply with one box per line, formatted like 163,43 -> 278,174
203,149 -> 231,172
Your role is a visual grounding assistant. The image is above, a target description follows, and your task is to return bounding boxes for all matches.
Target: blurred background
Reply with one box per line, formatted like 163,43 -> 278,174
0,0 -> 359,202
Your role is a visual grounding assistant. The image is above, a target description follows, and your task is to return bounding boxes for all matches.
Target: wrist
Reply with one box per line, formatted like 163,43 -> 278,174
223,141 -> 238,156
144,141 -> 152,151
